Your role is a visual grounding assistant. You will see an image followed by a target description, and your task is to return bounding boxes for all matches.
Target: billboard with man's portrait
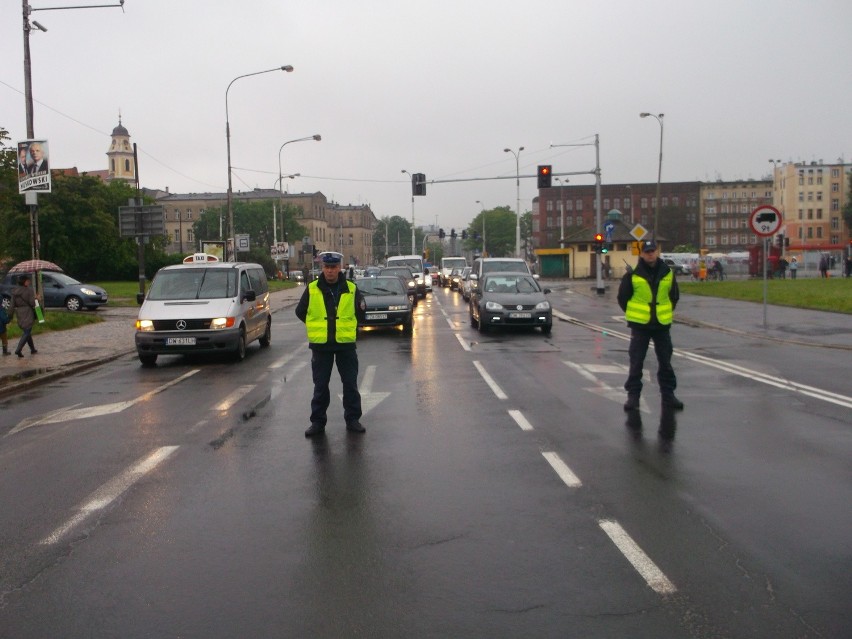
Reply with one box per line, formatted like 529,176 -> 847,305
18,139 -> 51,194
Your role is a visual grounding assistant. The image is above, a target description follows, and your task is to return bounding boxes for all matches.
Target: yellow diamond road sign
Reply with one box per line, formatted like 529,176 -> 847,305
630,224 -> 649,241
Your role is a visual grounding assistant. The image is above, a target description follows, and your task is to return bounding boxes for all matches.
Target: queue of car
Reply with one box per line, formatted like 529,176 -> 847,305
354,256 -> 552,338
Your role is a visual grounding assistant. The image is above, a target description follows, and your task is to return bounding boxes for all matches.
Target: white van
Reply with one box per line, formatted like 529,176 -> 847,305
386,255 -> 429,297
134,254 -> 271,365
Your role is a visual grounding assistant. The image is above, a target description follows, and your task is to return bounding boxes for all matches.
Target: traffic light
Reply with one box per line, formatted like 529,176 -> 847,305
412,172 -> 426,196
450,228 -> 457,238
537,165 -> 552,189
593,233 -> 604,254
775,233 -> 784,247
439,228 -> 445,239
461,230 -> 468,240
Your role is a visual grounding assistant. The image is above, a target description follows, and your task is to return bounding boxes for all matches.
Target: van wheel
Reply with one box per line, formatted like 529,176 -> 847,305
139,353 -> 157,366
233,329 -> 247,361
259,319 -> 271,347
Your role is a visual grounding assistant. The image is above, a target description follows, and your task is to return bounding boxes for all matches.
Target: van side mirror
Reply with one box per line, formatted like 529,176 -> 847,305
469,273 -> 478,281
242,290 -> 256,303
136,292 -> 145,305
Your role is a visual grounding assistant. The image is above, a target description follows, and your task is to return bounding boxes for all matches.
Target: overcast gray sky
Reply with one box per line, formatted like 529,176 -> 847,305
2,0 -> 851,232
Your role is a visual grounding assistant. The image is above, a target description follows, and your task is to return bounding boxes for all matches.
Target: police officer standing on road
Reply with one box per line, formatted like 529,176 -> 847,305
296,251 -> 367,437
617,240 -> 684,412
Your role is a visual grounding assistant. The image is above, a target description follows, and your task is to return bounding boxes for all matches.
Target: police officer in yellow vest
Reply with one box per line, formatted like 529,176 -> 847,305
296,251 -> 367,437
617,240 -> 684,412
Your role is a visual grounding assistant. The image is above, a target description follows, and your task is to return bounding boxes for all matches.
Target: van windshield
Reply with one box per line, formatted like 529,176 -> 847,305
481,260 -> 530,275
148,268 -> 237,300
387,258 -> 422,272
442,258 -> 466,270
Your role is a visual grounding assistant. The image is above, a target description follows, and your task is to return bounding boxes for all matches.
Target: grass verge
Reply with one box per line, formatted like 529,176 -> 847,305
93,279 -> 297,307
679,278 -> 851,314
4,309 -> 103,339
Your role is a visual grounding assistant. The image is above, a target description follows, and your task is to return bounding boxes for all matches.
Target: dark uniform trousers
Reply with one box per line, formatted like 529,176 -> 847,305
310,349 -> 362,426
625,327 -> 677,396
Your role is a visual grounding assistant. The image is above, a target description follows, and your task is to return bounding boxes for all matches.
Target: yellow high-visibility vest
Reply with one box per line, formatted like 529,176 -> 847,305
305,280 -> 357,344
625,271 -> 673,325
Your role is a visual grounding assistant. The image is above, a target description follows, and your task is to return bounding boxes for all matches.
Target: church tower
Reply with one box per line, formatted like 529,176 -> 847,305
106,115 -> 136,183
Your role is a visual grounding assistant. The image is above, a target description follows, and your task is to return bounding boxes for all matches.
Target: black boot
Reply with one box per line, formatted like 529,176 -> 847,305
304,423 -> 326,438
623,394 -> 640,411
662,394 -> 684,410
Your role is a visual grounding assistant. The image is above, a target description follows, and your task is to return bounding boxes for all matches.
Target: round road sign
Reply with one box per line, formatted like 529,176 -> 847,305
749,205 -> 783,237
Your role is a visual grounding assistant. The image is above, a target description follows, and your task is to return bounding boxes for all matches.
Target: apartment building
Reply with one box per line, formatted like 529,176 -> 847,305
699,179 -> 773,250
773,161 -> 851,251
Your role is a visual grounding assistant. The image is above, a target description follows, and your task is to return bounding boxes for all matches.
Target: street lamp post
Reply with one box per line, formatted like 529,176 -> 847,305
555,177 -> 569,248
504,146 -> 524,259
226,65 -> 293,261
278,134 -> 320,242
640,112 -> 664,239
476,200 -> 486,256
401,169 -> 416,254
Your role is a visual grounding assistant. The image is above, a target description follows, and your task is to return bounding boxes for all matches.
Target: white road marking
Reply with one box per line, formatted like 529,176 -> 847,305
269,344 -> 307,369
41,446 -> 179,545
337,364 -> 390,415
508,409 -> 534,431
542,451 -> 582,487
598,519 -> 677,595
214,385 -> 255,411
446,316 -> 455,329
564,361 -> 648,412
455,334 -> 472,351
473,361 -> 507,400
8,370 -> 200,435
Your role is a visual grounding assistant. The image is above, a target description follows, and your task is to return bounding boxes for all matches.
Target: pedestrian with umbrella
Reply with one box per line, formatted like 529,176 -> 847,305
12,275 -> 38,358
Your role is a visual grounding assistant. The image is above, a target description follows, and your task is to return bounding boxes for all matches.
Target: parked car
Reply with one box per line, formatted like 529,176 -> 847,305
0,270 -> 108,311
469,272 -> 552,335
379,267 -> 419,307
459,266 -> 473,301
448,267 -> 464,291
356,275 -> 413,335
288,271 -> 304,283
469,257 -> 536,296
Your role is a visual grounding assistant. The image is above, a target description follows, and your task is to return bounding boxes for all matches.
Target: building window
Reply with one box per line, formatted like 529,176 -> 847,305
174,229 -> 180,242
832,199 -> 840,211
546,200 -> 553,212
673,196 -> 679,206
576,199 -> 583,211
566,199 -> 573,211
816,209 -> 823,219
640,198 -> 648,209
187,229 -> 193,243
662,197 -> 668,207
613,198 -> 621,209
816,227 -> 823,239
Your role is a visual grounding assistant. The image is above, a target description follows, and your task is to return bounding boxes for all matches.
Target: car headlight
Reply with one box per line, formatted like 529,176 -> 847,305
407,280 -> 416,288
210,317 -> 235,329
535,301 -> 551,310
80,287 -> 96,295
388,304 -> 408,311
136,319 -> 154,331
485,301 -> 504,311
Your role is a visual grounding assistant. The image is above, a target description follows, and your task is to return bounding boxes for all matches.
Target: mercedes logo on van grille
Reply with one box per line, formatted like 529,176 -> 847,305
176,320 -> 187,330
516,305 -> 523,311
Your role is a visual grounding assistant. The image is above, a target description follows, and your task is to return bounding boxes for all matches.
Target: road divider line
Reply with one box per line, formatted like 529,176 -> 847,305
542,452 -> 582,487
214,385 -> 255,412
473,361 -> 507,400
508,409 -> 534,431
269,345 -> 307,369
598,519 -> 677,595
41,446 -> 179,545
455,334 -> 472,352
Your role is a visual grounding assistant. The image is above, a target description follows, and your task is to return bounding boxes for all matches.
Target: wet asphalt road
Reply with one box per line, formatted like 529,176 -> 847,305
0,286 -> 850,638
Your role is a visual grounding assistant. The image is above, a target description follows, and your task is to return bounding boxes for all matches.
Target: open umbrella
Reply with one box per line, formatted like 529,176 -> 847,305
8,259 -> 63,273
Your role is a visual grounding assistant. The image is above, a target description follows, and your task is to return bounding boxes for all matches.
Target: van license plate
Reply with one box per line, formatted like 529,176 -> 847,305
166,337 -> 196,345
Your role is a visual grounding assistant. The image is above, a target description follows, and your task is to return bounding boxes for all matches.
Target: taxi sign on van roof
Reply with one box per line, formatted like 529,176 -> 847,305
183,253 -> 220,263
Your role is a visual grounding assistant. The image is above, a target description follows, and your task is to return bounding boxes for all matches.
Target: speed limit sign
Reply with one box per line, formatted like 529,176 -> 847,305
749,205 -> 783,236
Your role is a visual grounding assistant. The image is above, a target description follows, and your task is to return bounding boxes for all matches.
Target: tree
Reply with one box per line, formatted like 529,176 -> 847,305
463,206 -> 516,257
373,215 -> 416,261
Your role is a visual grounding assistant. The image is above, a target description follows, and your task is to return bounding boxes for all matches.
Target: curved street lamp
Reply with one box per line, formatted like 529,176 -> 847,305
278,134 -> 320,240
640,112 -> 664,239
226,65 -> 293,260
504,146 -> 524,258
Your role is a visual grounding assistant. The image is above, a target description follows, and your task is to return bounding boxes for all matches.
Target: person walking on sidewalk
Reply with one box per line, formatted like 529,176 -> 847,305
12,275 -> 38,358
0,304 -> 10,355
295,251 -> 367,437
617,240 -> 683,411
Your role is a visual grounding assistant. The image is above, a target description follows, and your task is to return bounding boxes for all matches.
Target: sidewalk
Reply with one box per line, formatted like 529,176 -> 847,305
0,285 -> 307,398
2,280 -> 850,398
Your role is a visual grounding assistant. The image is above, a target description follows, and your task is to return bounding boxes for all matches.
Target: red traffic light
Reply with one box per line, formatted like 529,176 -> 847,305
540,166 -> 550,176
537,165 -> 552,189
594,233 -> 604,242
